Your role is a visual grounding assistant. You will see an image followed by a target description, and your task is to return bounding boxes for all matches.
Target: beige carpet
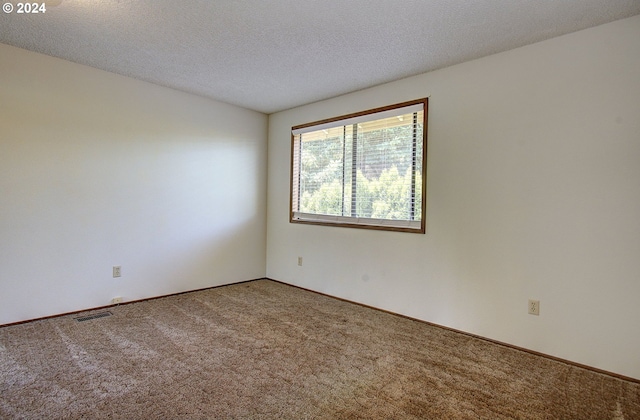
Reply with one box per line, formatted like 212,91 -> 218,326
1,279 -> 638,419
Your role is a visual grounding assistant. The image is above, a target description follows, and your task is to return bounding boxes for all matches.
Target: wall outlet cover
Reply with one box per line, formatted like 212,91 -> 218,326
528,299 -> 540,316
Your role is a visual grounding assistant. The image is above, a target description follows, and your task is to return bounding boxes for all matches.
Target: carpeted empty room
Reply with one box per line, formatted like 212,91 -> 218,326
1,280 -> 639,419
3,2 -> 640,419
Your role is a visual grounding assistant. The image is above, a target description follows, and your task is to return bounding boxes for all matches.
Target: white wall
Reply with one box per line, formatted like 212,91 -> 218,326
266,15 -> 640,380
0,44 -> 268,325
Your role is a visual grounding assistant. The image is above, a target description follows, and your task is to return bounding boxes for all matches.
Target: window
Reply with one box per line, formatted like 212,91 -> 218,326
290,98 -> 427,233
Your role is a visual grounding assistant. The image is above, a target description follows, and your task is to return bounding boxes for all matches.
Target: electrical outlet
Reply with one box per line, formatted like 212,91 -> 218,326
113,266 -> 121,278
528,299 -> 540,316
111,296 -> 123,305
297,257 -> 303,266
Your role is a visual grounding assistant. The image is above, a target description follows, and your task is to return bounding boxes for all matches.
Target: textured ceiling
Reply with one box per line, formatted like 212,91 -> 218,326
1,0 -> 639,114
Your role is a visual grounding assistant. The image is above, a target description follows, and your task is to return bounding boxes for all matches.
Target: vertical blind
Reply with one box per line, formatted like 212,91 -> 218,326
291,100 -> 426,232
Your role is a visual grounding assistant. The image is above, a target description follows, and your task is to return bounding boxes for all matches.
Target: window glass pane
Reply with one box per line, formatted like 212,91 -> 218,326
353,111 -> 423,221
298,127 -> 346,216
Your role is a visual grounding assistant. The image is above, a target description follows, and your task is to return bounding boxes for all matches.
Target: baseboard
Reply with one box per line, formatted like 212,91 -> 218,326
0,277 -> 266,328
265,277 -> 640,385
5,276 -> 637,385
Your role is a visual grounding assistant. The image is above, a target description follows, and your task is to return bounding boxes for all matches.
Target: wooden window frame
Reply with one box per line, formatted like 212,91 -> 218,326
290,98 -> 428,233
